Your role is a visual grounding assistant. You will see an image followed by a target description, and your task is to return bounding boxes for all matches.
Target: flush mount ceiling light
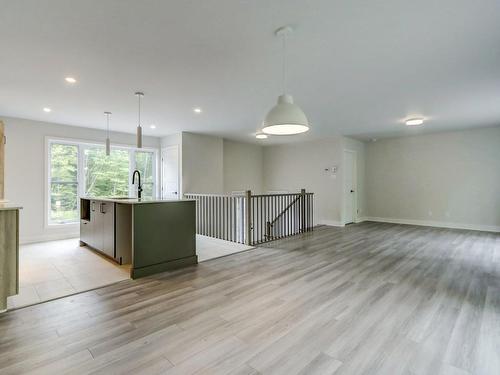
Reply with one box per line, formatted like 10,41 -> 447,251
104,112 -> 112,156
43,107 -> 52,112
193,107 -> 202,114
262,26 -> 310,136
405,118 -> 424,126
256,133 -> 268,139
65,77 -> 77,83
135,91 -> 144,148
150,124 -> 156,129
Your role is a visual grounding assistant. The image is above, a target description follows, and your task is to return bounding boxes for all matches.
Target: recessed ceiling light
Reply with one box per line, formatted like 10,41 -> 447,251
405,118 -> 424,126
65,77 -> 77,83
256,133 -> 268,139
150,124 -> 156,129
43,107 -> 52,113
193,107 -> 202,113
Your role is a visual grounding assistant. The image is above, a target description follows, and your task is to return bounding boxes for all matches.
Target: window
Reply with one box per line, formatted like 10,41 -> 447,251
47,139 -> 157,225
49,143 -> 79,224
83,146 -> 130,198
135,151 -> 155,199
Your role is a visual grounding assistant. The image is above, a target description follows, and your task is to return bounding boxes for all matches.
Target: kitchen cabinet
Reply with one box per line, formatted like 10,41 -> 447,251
0,206 -> 21,311
101,201 -> 115,258
79,197 -> 197,277
80,199 -> 115,260
0,121 -> 4,200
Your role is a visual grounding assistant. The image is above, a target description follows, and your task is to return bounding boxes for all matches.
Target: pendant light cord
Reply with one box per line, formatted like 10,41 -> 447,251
282,31 -> 287,95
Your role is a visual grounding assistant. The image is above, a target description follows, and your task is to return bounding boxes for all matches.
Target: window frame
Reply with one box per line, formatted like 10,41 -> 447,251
45,136 -> 158,227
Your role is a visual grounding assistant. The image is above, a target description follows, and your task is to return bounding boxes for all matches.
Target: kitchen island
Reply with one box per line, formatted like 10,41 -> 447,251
0,203 -> 21,311
80,198 -> 197,278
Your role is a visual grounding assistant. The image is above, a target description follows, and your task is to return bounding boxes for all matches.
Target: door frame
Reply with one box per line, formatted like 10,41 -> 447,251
161,145 -> 180,199
343,149 -> 357,225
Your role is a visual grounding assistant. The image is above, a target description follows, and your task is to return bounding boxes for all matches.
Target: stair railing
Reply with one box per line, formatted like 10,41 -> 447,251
185,189 -> 314,246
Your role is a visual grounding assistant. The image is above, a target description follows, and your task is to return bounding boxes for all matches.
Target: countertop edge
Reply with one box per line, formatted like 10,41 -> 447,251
0,206 -> 23,211
79,197 -> 195,205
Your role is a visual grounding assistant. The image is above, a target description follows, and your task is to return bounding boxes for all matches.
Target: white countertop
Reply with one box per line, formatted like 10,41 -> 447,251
80,197 -> 194,205
0,203 -> 22,211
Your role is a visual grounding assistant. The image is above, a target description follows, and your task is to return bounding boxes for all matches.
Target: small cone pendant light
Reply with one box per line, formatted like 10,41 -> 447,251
262,26 -> 310,135
104,111 -> 112,156
135,91 -> 144,148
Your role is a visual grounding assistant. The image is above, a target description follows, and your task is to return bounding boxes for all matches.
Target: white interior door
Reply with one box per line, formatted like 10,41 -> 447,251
161,145 -> 179,199
344,150 -> 356,224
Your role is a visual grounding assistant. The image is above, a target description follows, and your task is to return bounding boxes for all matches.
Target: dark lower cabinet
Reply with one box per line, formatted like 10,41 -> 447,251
80,199 -> 115,261
101,202 -> 115,258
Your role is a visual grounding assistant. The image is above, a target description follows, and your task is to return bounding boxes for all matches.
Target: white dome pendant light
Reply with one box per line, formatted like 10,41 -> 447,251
135,91 -> 144,148
262,26 -> 310,135
104,111 -> 112,156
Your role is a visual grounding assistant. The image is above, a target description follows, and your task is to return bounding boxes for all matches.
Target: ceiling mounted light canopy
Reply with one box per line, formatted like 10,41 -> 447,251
255,133 -> 268,139
135,91 -> 144,148
405,118 -> 424,126
262,26 -> 310,136
104,111 -> 111,156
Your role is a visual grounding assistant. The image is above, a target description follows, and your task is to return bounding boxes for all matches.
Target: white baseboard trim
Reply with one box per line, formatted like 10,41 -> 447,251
317,220 -> 345,227
20,232 -> 79,245
364,217 -> 500,233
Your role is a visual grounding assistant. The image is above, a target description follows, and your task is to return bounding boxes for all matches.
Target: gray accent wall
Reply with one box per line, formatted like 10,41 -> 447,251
365,126 -> 500,231
181,132 -> 223,194
223,140 -> 264,194
179,134 -> 264,195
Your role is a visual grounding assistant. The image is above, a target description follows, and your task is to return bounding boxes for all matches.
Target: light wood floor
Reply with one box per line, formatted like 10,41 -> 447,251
0,222 -> 499,374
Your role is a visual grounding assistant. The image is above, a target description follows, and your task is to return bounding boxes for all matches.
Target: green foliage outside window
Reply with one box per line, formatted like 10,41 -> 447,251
50,144 -> 78,223
84,147 -> 129,198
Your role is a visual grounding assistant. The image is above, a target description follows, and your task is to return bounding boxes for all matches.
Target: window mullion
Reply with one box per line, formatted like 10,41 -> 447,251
129,150 -> 135,197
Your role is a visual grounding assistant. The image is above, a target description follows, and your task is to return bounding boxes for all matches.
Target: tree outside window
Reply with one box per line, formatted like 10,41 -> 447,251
49,143 -> 78,223
84,146 -> 129,198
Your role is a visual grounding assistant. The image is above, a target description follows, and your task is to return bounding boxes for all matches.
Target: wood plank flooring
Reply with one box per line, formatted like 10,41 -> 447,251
0,222 -> 499,374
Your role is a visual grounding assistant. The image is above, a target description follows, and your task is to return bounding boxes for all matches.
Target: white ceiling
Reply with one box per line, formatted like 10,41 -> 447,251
1,0 -> 500,144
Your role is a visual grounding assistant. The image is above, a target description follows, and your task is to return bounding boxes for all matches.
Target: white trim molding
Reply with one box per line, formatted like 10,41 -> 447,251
20,231 -> 80,245
317,220 -> 345,227
364,217 -> 500,233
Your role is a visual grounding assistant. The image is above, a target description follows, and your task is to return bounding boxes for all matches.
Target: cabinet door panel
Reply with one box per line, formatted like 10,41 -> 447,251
80,220 -> 91,244
101,202 -> 115,258
87,201 -> 97,248
92,201 -> 104,251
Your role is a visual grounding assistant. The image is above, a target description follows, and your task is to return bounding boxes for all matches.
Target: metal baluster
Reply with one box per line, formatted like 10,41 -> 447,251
226,196 -> 229,240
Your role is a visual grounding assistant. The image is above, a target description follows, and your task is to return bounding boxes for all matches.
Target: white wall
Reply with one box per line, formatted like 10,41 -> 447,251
223,140 -> 263,194
365,127 -> 500,231
263,136 -> 365,226
181,132 -> 223,194
2,116 -> 160,243
160,133 -> 182,148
